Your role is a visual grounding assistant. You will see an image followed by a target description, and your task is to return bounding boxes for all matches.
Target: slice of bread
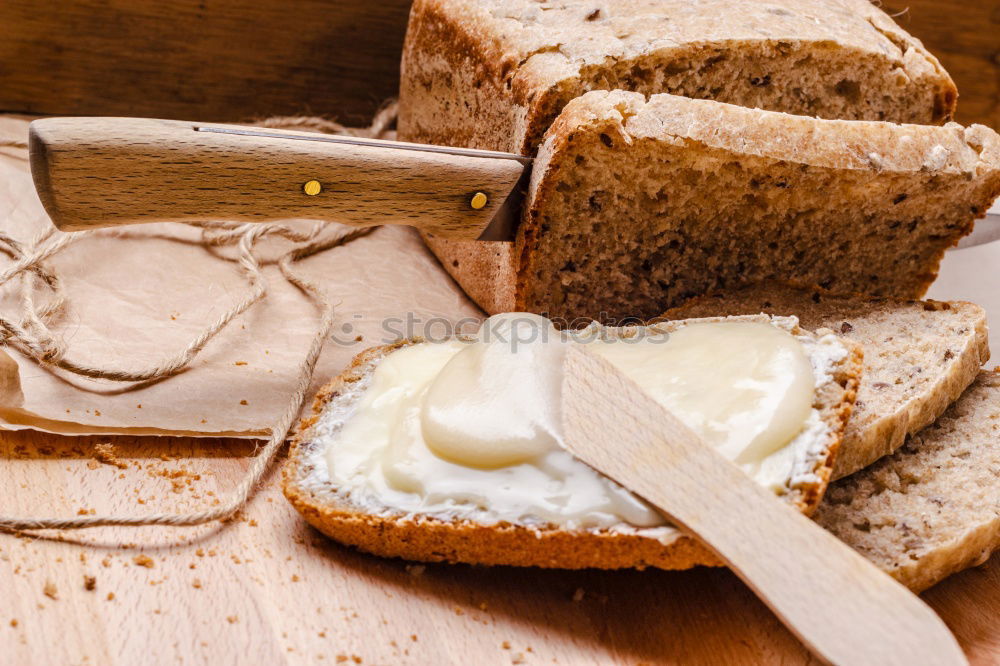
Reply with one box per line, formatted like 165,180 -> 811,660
664,286 -> 989,479
816,371 -> 1000,592
400,0 -> 956,156
444,90 -> 1000,319
284,315 -> 862,570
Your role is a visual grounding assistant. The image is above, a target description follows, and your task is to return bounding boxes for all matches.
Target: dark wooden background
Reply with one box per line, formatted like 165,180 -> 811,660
0,0 -> 996,128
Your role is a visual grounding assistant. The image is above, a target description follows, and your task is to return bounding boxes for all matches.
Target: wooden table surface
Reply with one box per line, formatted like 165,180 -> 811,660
2,429 -> 999,665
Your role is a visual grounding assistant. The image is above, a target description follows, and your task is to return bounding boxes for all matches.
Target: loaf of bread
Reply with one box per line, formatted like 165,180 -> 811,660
665,285 -> 989,478
284,315 -> 861,570
399,0 -> 971,320
400,0 -> 957,155
816,371 -> 1000,592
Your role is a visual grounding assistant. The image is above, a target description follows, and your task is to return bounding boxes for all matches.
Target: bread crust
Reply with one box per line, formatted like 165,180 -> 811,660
283,318 -> 862,569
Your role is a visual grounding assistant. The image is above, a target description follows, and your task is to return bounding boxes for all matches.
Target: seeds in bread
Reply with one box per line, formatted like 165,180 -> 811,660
664,285 -> 990,479
283,315 -> 861,570
816,371 -> 1000,592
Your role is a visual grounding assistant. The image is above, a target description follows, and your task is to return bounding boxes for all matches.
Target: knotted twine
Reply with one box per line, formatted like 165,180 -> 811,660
0,102 -> 398,531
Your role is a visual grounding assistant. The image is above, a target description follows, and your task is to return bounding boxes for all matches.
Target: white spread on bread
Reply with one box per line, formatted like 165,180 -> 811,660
315,314 -> 848,532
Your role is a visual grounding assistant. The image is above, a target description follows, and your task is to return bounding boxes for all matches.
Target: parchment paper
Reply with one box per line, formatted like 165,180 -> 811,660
0,116 -> 483,436
0,116 -> 997,436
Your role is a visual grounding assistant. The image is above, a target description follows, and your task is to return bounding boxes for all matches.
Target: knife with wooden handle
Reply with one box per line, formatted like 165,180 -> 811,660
561,345 -> 967,666
27,117 -> 531,240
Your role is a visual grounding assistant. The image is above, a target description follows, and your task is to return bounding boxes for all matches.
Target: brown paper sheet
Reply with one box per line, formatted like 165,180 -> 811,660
0,116 -> 483,436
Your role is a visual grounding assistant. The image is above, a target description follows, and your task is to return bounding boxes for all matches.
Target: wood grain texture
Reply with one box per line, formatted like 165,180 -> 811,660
560,346 -> 967,666
29,118 -> 527,239
2,427 -> 999,665
0,0 -> 413,126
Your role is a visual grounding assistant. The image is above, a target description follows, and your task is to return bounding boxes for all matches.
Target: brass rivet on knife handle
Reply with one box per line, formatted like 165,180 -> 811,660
470,192 -> 488,209
27,117 -> 530,240
560,345 -> 968,666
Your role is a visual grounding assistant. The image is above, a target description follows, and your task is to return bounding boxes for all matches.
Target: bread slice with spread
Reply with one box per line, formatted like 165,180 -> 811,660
284,314 -> 861,570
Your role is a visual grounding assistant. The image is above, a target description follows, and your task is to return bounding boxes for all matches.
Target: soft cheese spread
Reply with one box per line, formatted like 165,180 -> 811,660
318,313 -> 847,531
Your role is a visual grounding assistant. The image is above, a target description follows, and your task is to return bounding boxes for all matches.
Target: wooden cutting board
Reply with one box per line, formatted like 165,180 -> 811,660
2,429 -> 999,665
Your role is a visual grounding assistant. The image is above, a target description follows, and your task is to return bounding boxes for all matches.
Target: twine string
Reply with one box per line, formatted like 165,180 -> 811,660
0,104 -> 396,531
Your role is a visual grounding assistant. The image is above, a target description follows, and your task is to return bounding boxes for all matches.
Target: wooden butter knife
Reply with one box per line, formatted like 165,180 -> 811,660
560,345 -> 967,666
28,117 -> 531,240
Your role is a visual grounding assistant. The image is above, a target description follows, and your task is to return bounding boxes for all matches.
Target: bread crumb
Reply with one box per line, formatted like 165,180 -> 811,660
136,404 -> 142,409
93,443 -> 128,469
192,579 -> 202,589
291,574 -> 300,582
405,564 -> 425,577
234,361 -> 247,366
511,653 -> 526,664
336,657 -> 348,664
239,399 -> 248,406
83,576 -> 96,591
43,580 -> 58,600
10,619 -> 18,628
501,641 -> 511,650
133,554 -> 155,568
226,616 -> 238,624
410,634 -> 418,642
106,592 -> 115,601
572,587 -> 585,602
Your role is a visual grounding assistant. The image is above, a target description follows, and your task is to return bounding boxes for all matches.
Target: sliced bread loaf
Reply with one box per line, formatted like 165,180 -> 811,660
399,0 -> 963,318
400,0 -> 956,156
284,315 -> 861,570
664,285 -> 989,479
816,371 -> 1000,592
